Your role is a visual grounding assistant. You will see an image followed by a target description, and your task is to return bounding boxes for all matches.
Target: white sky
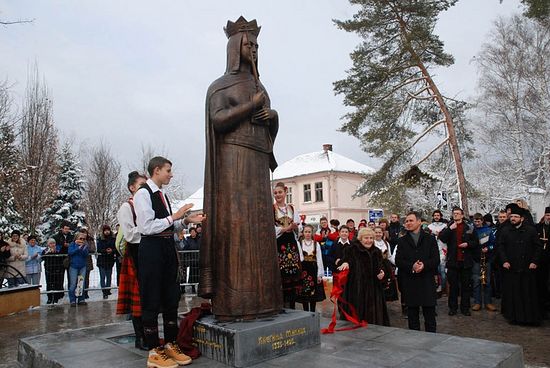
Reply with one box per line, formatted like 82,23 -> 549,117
0,0 -> 523,194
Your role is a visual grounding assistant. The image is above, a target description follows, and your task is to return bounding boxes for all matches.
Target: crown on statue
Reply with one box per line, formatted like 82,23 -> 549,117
224,16 -> 261,38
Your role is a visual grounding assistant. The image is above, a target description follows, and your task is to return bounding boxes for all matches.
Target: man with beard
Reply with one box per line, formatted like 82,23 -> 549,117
499,206 -> 542,325
492,209 -> 509,299
536,207 -> 550,314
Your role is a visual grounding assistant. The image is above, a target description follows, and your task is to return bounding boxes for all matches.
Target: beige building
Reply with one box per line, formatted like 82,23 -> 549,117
271,144 -> 377,224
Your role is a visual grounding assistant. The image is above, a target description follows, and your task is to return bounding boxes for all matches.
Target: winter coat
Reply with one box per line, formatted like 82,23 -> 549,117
53,231 -> 74,251
25,244 -> 43,274
341,241 -> 389,325
395,230 -> 440,307
0,240 -> 10,263
7,239 -> 28,276
183,236 -> 201,251
96,236 -> 116,268
388,222 -> 404,252
473,225 -> 496,263
439,221 -> 478,269
42,245 -> 64,273
84,237 -> 96,271
68,242 -> 89,269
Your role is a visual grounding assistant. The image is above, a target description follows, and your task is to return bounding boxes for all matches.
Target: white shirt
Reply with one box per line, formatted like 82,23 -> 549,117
117,201 -> 141,244
134,179 -> 184,236
374,239 -> 388,254
428,221 -> 448,262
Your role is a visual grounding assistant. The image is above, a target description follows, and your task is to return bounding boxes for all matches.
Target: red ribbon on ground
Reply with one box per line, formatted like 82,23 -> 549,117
176,302 -> 212,359
321,269 -> 368,334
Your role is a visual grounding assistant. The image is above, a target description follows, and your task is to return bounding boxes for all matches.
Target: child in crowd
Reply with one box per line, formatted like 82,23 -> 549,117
296,225 -> 326,312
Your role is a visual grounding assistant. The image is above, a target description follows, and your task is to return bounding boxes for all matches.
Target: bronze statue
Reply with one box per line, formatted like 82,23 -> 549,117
199,16 -> 283,320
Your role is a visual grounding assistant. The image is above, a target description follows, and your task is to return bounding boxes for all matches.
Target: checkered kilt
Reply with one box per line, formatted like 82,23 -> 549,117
116,250 -> 142,317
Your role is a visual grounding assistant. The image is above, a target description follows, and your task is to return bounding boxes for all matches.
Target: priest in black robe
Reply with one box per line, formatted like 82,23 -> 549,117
498,206 -> 542,325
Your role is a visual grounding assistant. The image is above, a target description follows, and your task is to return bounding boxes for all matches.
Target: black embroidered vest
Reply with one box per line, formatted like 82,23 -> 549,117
140,183 -> 174,236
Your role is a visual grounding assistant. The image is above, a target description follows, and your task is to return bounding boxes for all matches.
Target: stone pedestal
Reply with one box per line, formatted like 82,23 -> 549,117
193,309 -> 320,367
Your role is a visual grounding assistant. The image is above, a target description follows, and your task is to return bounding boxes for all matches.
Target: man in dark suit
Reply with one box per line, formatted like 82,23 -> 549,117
395,211 -> 440,332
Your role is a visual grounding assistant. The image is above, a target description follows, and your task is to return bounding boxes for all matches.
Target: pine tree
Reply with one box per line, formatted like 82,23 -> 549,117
0,120 -> 25,235
40,142 -> 85,238
334,0 -> 473,214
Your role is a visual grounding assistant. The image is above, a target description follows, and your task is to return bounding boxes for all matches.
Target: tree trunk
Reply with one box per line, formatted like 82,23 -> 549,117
394,14 -> 470,215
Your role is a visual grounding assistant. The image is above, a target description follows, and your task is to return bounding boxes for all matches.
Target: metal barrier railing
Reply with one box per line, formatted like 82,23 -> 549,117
0,250 -> 201,301
177,250 -> 200,295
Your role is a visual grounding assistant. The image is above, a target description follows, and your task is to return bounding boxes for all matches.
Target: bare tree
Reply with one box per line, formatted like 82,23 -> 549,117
14,67 -> 58,232
136,143 -> 188,200
82,141 -> 124,236
474,15 -> 550,205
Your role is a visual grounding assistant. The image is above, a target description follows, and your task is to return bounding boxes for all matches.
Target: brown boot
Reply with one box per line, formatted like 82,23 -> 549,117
147,348 -> 178,368
486,304 -> 497,312
164,342 -> 192,366
471,304 -> 481,311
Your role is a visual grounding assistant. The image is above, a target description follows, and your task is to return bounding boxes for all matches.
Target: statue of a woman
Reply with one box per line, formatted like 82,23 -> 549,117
199,16 -> 283,321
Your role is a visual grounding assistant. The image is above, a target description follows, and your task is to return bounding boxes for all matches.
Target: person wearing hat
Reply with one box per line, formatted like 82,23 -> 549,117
25,235 -> 43,285
498,206 -> 542,325
536,206 -> 550,313
96,224 -> 116,299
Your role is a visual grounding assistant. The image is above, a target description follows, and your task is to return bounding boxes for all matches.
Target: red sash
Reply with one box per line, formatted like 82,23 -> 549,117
321,269 -> 368,334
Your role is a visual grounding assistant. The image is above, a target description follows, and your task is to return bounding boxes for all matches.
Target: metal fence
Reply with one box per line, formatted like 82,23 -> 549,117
0,250 -> 201,303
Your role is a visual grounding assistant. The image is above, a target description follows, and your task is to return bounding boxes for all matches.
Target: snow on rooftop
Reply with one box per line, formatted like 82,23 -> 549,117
272,149 -> 375,180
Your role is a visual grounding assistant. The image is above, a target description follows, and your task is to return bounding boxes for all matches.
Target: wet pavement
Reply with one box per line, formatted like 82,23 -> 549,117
1,292 -> 549,367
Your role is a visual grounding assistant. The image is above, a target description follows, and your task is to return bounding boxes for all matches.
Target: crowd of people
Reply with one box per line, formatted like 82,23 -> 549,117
272,182 -> 550,332
0,223 -> 123,304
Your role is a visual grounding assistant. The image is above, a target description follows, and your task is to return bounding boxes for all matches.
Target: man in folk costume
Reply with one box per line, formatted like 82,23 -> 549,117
200,16 -> 283,320
116,171 -> 147,350
498,206 -> 542,325
536,206 -> 550,315
134,157 -> 204,368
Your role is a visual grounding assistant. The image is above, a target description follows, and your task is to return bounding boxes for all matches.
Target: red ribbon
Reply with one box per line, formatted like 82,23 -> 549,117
321,269 -> 368,334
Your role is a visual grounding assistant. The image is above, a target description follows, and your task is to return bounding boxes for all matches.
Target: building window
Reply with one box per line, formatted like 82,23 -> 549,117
315,182 -> 323,202
286,187 -> 293,204
303,184 -> 311,202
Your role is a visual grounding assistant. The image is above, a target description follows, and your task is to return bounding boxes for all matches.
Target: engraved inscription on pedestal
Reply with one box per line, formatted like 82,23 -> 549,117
193,309 -> 320,367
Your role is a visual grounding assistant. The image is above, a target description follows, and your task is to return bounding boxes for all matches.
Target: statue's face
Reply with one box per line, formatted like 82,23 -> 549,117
241,34 -> 258,65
